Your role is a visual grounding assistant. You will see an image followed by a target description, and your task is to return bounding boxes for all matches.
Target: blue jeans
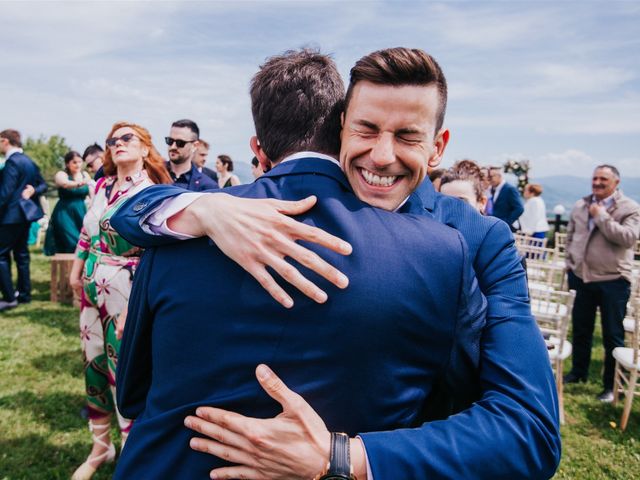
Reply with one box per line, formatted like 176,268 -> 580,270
568,270 -> 630,389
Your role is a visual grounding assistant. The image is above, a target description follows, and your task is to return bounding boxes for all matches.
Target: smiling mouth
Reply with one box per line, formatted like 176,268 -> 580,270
359,167 -> 399,187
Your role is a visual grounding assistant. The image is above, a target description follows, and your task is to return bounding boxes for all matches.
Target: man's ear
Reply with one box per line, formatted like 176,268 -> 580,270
429,128 -> 450,168
250,136 -> 271,172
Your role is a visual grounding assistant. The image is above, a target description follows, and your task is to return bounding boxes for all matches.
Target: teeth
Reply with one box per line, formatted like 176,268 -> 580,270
360,168 -> 397,187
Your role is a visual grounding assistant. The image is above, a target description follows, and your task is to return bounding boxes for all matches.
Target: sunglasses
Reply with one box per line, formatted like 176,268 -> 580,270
165,137 -> 194,148
106,133 -> 137,148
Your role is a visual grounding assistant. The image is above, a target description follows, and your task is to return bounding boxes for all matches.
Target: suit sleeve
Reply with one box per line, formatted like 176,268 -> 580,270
110,184 -> 205,247
116,248 -> 156,418
505,185 -> 524,226
360,221 -> 561,479
0,159 -> 19,213
33,167 -> 48,196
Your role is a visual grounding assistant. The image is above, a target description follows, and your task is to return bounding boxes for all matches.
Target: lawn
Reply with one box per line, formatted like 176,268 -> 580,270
1,250 -> 639,479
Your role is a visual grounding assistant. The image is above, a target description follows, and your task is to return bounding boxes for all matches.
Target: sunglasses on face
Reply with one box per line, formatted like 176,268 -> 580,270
106,133 -> 137,148
165,137 -> 194,148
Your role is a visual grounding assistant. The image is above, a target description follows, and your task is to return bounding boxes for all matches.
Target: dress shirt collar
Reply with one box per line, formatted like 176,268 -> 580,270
4,146 -> 23,159
279,151 -> 340,167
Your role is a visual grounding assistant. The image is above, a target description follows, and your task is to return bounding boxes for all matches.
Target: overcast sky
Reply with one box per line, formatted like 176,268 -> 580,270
2,0 -> 639,178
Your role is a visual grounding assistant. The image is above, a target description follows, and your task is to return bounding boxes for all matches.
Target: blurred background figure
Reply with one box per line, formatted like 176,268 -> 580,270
194,138 -> 218,182
480,167 -> 493,215
216,154 -> 241,188
44,150 -> 92,255
83,143 -> 104,181
439,160 -> 487,214
428,168 -> 445,192
488,166 -> 523,231
250,156 -> 263,179
519,183 -> 549,239
165,119 -> 217,191
69,122 -> 171,480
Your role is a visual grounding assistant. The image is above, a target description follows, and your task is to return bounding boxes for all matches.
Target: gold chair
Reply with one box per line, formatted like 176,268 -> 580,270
529,287 -> 576,424
527,260 -> 567,291
613,297 -> 640,431
554,232 -> 567,258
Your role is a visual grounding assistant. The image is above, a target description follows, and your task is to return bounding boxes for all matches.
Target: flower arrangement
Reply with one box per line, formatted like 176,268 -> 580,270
503,159 -> 530,195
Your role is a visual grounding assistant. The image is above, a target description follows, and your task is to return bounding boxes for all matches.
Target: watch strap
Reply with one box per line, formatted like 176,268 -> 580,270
329,432 -> 351,477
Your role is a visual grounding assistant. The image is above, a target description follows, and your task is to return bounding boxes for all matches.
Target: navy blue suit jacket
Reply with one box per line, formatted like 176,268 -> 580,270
492,181 -> 524,228
170,162 -> 219,192
0,152 -> 47,225
112,158 -> 486,479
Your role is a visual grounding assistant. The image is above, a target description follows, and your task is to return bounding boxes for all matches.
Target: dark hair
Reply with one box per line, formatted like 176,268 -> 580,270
440,159 -> 485,203
251,156 -> 259,167
199,139 -> 210,149
82,143 -> 103,161
217,154 -> 234,172
171,119 -> 199,139
526,183 -> 543,196
429,168 -> 446,182
345,48 -> 448,133
103,121 -> 172,185
595,164 -> 620,180
64,150 -> 82,165
0,129 -> 22,147
250,48 -> 344,162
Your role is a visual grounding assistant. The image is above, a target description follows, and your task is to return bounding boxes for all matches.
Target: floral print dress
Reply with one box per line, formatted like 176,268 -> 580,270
75,171 -> 153,430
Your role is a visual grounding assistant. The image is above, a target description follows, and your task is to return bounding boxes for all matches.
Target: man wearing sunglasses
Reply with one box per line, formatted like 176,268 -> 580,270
164,119 -> 217,192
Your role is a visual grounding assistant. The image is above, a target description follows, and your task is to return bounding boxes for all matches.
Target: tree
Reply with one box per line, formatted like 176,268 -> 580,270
23,135 -> 70,193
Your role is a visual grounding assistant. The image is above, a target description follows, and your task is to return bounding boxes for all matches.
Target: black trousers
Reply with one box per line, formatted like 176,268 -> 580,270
0,223 -> 31,302
568,270 -> 630,389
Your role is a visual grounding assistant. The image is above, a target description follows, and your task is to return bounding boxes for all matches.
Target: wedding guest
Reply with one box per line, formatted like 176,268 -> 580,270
216,154 -> 241,188
439,160 -> 487,214
69,122 -> 171,480
519,183 -> 549,239
250,156 -> 263,179
44,151 -> 92,255
194,139 -> 218,182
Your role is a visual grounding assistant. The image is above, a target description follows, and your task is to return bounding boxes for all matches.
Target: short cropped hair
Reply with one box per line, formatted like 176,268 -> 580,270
0,129 -> 22,147
251,156 -> 259,167
171,119 -> 200,139
345,48 -> 448,133
82,143 -> 103,161
250,48 -> 344,162
595,164 -> 620,180
199,139 -> 210,149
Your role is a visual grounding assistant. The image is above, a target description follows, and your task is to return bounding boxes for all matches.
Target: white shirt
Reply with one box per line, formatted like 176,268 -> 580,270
519,196 -> 549,234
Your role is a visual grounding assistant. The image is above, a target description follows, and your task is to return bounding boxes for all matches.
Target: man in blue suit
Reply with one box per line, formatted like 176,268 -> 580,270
0,129 -> 47,310
165,119 -> 218,192
112,49 -> 490,480
113,48 -> 560,478
488,167 -> 524,231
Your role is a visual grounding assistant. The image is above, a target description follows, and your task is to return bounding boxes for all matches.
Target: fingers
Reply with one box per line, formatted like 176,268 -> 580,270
274,195 -> 317,215
285,241 -> 349,290
193,406 -> 252,437
255,364 -> 304,413
209,466 -> 263,480
265,254 -> 328,304
248,265 -> 294,309
185,414 -> 254,452
188,437 -> 256,474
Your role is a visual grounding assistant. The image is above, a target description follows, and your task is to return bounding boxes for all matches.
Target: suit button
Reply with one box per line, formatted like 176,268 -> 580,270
133,202 -> 147,212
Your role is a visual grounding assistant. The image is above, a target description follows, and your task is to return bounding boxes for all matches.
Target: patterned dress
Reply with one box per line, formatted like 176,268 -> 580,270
75,171 -> 153,431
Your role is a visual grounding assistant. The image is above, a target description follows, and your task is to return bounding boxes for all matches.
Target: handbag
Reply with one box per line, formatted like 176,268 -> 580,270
19,198 -> 43,222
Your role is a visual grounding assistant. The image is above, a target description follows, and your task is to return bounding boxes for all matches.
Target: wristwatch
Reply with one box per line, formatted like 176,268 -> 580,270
316,432 -> 356,480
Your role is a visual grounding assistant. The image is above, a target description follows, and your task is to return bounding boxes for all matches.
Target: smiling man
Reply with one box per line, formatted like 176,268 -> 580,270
112,48 -> 560,479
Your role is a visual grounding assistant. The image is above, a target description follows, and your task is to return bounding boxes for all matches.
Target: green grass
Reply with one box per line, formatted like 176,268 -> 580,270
1,250 -> 639,478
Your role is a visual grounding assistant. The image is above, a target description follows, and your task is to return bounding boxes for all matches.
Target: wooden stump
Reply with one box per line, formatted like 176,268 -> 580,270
50,253 -> 79,307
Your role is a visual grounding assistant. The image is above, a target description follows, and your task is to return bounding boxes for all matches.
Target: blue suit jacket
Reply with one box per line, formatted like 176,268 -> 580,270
0,152 -> 47,225
492,181 -> 524,228
170,162 -> 219,192
112,158 -> 486,479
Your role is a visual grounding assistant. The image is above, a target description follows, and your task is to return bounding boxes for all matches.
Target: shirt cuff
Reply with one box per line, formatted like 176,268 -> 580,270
356,435 -> 374,480
143,193 -> 204,239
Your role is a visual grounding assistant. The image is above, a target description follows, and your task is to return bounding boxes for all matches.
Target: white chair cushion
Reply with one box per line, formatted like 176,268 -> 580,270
623,317 -> 636,333
548,338 -> 572,361
613,347 -> 640,370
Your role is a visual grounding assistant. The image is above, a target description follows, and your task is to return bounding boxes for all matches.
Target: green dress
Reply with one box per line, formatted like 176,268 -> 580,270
44,175 -> 89,255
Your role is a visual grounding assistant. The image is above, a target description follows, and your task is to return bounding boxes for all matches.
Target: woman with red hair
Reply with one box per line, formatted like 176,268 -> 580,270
69,122 -> 171,479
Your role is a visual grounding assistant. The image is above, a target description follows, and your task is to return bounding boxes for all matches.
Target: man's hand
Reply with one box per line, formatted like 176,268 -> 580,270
589,202 -> 606,219
185,364 -> 331,480
21,184 -> 35,199
170,194 -> 352,308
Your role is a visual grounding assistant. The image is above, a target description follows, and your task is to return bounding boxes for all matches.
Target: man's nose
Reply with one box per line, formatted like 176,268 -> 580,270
370,133 -> 395,168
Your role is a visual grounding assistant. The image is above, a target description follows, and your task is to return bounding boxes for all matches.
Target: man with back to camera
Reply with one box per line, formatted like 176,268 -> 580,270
488,166 -> 524,231
165,119 -> 218,191
112,47 -> 560,479
0,129 -> 47,310
564,165 -> 640,402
